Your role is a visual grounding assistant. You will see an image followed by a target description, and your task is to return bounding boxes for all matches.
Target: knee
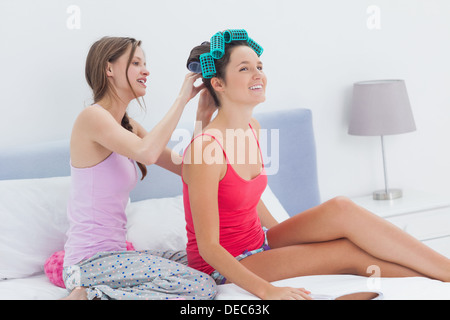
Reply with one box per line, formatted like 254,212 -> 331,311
323,196 -> 362,225
326,196 -> 355,213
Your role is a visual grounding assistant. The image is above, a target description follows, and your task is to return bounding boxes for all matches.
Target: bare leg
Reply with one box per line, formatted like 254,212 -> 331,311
239,238 -> 423,284
266,197 -> 450,282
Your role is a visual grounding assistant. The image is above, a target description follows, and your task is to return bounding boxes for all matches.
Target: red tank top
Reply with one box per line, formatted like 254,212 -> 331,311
182,124 -> 267,275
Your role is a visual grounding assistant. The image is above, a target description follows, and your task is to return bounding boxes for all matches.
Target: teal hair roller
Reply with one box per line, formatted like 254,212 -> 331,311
195,29 -> 263,78
199,53 -> 216,78
247,37 -> 264,57
210,32 -> 225,59
223,29 -> 248,43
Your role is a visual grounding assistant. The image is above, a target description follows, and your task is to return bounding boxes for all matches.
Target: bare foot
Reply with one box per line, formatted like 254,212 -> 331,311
60,287 -> 88,300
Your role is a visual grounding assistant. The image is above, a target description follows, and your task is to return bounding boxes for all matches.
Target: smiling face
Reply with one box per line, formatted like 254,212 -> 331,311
127,46 -> 149,98
212,45 -> 267,108
107,45 -> 149,102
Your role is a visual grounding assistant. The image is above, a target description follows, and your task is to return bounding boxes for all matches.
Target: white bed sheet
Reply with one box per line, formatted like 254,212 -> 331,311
216,275 -> 450,300
0,274 -> 67,300
1,273 -> 449,300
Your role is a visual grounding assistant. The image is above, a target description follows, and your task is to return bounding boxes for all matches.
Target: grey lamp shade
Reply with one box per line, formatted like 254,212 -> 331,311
348,80 -> 416,136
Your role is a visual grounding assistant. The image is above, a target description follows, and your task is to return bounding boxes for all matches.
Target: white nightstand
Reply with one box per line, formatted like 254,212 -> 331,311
351,189 -> 450,258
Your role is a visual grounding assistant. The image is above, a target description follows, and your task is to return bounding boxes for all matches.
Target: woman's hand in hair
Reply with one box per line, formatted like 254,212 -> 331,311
177,72 -> 204,105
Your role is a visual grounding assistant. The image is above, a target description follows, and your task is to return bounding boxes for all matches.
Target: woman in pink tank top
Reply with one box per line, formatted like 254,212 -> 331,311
61,37 -> 217,300
182,30 -> 450,300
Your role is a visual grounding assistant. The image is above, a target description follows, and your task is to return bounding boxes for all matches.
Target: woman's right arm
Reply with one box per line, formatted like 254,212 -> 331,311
78,73 -> 203,165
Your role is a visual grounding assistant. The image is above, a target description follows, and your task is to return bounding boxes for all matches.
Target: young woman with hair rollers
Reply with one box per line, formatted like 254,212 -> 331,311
181,29 -> 450,300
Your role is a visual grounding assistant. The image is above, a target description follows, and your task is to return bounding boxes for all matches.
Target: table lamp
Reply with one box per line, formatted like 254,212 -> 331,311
348,80 -> 416,200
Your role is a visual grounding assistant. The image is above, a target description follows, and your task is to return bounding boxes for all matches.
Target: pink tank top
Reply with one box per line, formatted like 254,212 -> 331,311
63,152 -> 138,266
182,124 -> 267,275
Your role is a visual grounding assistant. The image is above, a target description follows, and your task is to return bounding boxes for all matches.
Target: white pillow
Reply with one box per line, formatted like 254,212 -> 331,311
0,176 -> 70,280
0,174 -> 290,280
126,195 -> 187,252
261,185 -> 290,222
125,185 -> 290,252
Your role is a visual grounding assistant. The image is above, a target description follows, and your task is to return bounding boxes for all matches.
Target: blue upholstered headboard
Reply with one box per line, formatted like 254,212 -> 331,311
0,108 -> 320,216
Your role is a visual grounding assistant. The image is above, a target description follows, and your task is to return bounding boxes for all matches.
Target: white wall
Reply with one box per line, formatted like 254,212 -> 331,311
1,0 -> 449,201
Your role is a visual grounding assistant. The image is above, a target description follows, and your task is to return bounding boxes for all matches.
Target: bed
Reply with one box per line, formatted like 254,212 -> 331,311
0,108 -> 449,300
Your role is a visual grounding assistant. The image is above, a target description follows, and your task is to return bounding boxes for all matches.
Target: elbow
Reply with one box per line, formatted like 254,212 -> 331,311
139,156 -> 156,166
197,240 -> 220,264
198,246 -> 210,262
137,149 -> 158,166
141,157 -> 157,166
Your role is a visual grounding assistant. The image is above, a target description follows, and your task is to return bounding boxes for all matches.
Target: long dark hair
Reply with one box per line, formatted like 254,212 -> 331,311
85,36 -> 147,180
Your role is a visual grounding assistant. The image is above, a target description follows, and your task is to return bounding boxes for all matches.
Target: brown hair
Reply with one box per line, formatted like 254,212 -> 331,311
85,36 -> 147,180
186,40 -> 249,107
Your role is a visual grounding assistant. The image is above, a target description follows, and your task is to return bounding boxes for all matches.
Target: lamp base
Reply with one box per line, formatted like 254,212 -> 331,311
373,188 -> 402,200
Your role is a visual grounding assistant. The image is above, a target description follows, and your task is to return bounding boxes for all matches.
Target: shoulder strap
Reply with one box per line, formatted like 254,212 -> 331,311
248,123 -> 265,168
182,133 -> 230,165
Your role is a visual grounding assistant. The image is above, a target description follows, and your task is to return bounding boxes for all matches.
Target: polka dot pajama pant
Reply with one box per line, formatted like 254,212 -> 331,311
63,250 -> 216,300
